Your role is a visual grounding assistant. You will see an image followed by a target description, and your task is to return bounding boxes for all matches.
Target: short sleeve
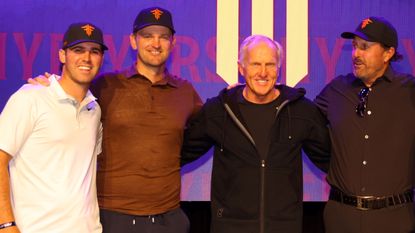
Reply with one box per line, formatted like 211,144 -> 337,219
0,90 -> 36,156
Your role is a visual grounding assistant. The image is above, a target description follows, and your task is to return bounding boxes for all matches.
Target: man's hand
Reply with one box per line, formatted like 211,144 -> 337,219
27,72 -> 51,86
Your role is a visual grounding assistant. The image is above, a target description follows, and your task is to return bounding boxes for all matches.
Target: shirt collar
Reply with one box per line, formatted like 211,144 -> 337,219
49,74 -> 98,108
352,65 -> 395,87
382,65 -> 395,82
123,63 -> 179,88
49,74 -> 68,100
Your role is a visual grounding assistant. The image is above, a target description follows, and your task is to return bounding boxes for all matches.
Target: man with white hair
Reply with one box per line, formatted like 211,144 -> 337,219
181,35 -> 331,233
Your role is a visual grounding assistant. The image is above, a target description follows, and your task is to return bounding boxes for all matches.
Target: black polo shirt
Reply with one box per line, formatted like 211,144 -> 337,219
315,66 -> 415,196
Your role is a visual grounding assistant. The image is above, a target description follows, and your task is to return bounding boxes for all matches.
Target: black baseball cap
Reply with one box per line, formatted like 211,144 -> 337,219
62,22 -> 108,50
341,16 -> 398,48
133,7 -> 175,34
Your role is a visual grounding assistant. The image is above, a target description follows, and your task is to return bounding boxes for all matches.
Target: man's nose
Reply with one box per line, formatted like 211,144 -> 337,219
259,65 -> 267,77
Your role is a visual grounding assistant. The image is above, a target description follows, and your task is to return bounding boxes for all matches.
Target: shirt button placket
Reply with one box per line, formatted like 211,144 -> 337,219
362,133 -> 369,193
361,88 -> 372,194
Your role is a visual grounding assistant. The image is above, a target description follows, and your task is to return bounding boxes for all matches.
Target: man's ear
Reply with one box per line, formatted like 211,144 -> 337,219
58,49 -> 66,64
384,46 -> 395,63
130,33 -> 138,50
171,36 -> 176,48
238,62 -> 245,77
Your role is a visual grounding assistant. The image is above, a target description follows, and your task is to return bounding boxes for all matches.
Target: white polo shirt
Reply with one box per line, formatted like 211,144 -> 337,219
0,75 -> 102,233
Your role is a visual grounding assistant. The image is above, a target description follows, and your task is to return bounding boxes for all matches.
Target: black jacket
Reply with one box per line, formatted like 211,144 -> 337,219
182,85 -> 330,233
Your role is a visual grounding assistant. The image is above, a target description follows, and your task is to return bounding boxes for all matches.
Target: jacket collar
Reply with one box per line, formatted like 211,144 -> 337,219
219,84 -> 306,105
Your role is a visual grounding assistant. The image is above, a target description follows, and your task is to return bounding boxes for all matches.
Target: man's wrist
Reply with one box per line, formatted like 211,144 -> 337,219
0,222 -> 16,229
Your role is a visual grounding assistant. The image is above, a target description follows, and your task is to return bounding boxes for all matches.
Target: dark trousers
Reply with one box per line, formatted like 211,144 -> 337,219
100,208 -> 190,233
324,200 -> 415,233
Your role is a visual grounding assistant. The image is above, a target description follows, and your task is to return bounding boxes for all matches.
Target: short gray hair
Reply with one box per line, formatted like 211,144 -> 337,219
238,35 -> 284,68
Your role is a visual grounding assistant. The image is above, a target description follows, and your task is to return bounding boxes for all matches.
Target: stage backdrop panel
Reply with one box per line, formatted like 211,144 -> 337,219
1,0 -> 415,201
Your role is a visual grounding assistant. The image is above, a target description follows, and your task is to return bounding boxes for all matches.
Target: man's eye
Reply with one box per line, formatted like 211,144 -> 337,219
72,48 -> 84,53
161,35 -> 171,40
91,49 -> 103,55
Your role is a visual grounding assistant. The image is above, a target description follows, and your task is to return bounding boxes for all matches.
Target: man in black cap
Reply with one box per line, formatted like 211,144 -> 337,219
315,16 -> 415,233
0,22 -> 107,233
90,7 -> 201,233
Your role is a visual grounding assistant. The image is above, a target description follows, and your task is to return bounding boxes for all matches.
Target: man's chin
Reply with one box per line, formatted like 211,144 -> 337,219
353,70 -> 363,79
146,61 -> 166,68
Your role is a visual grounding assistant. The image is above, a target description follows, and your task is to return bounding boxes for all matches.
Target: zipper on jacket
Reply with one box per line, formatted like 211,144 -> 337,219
260,159 -> 265,233
224,102 -> 273,233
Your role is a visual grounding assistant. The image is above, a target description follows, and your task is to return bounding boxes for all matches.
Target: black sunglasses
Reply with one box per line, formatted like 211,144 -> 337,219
356,87 -> 370,117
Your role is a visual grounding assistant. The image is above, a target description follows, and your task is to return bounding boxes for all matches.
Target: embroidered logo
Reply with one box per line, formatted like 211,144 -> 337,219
81,24 -> 95,37
151,8 -> 163,20
361,18 -> 373,29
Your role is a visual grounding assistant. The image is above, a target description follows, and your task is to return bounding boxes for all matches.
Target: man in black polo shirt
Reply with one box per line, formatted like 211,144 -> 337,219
315,16 -> 415,233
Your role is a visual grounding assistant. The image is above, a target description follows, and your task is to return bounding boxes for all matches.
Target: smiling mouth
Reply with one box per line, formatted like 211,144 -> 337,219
255,79 -> 269,85
78,66 -> 92,71
150,50 -> 161,55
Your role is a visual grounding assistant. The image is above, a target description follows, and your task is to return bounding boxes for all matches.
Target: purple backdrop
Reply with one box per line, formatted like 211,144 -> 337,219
1,0 -> 415,201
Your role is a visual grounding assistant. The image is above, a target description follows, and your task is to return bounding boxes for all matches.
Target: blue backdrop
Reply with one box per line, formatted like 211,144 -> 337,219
1,0 -> 415,201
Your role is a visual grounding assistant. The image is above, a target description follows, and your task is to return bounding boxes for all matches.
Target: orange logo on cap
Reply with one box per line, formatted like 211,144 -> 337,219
361,18 -> 373,29
81,24 -> 95,37
151,8 -> 163,20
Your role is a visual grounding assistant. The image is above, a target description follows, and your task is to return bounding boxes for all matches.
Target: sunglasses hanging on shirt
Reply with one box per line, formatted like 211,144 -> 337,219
356,87 -> 370,117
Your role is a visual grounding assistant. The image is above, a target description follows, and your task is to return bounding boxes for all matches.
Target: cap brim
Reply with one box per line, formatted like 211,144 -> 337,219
64,40 -> 108,51
134,23 -> 175,34
341,31 -> 374,42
